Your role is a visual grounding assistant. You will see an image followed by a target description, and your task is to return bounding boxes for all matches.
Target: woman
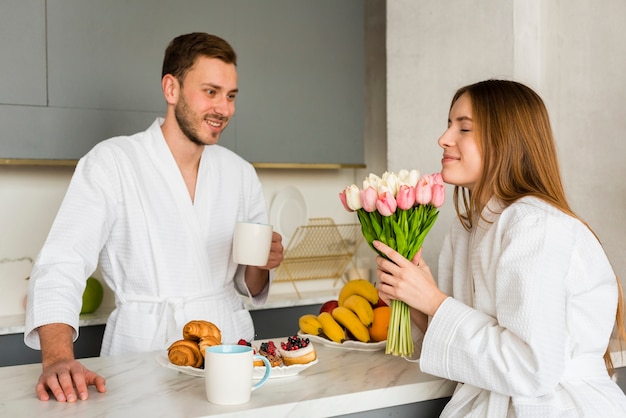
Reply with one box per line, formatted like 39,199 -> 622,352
374,79 -> 626,416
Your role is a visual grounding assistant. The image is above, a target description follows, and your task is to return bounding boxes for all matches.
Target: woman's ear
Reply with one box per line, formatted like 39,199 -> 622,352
162,74 -> 179,105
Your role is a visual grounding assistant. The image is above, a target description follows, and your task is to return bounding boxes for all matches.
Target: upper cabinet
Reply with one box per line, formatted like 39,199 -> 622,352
0,0 -> 364,166
0,0 -> 46,106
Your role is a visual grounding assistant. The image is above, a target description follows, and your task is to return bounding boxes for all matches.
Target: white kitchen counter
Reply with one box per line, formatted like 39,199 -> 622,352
2,338 -> 624,417
0,338 -> 456,418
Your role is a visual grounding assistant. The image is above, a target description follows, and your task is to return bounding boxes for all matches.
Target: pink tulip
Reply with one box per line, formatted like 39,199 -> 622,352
376,191 -> 397,216
339,190 -> 353,212
431,184 -> 446,207
361,186 -> 378,212
432,172 -> 444,186
415,176 -> 433,205
396,185 -> 416,210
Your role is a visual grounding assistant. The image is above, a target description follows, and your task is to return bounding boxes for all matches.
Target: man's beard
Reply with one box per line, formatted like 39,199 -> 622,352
174,94 -> 226,146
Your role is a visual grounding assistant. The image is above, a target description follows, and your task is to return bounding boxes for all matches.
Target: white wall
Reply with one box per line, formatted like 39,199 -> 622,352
387,0 -> 626,287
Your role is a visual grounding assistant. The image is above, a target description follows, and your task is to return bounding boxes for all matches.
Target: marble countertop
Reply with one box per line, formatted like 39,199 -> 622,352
0,338 -> 456,417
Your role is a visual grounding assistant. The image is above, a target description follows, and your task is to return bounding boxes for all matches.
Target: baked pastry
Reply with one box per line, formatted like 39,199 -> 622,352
258,341 -> 283,367
279,335 -> 317,366
167,339 -> 203,368
198,335 -> 222,357
182,320 -> 222,343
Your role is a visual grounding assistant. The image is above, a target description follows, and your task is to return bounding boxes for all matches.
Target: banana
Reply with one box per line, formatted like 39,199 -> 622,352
299,314 -> 323,336
318,312 -> 346,343
338,279 -> 379,306
332,306 -> 371,343
343,294 -> 374,327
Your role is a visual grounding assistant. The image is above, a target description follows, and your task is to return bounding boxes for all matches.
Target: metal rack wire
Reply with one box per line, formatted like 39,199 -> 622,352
274,218 -> 363,298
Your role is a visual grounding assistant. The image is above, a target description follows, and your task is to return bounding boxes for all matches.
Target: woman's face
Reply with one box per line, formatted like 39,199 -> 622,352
437,93 -> 482,191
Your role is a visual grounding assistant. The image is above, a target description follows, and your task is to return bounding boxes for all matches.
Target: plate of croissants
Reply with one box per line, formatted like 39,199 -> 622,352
157,320 -> 319,379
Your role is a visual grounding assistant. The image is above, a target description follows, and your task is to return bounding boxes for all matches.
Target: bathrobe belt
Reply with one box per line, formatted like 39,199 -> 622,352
117,287 -> 236,347
561,355 -> 609,380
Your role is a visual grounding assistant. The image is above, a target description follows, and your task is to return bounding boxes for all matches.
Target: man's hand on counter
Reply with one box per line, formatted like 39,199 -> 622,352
36,323 -> 106,402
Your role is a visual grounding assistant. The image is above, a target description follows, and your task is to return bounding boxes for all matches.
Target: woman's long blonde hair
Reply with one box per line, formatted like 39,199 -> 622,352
450,79 -> 625,373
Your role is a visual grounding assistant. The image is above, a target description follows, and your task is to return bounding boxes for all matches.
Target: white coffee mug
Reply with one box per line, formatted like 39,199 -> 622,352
232,222 -> 273,266
205,344 -> 271,405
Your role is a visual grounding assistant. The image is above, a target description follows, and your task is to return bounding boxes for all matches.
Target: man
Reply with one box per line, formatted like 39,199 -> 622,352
24,33 -> 283,402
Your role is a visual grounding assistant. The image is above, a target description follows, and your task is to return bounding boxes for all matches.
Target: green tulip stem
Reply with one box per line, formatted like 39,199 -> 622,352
357,204 -> 440,358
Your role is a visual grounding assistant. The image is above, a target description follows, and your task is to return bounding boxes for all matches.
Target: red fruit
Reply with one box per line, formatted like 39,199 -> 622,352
372,297 -> 388,308
319,300 -> 339,314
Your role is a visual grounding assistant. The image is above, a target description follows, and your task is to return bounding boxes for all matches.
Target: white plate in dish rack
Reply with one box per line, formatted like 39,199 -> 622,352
269,186 -> 308,247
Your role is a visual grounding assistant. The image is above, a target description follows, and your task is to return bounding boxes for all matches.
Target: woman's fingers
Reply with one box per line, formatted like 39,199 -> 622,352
373,240 -> 409,266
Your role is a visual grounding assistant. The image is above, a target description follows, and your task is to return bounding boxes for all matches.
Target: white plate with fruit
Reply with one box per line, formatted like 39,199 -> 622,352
297,333 -> 386,351
298,279 -> 391,352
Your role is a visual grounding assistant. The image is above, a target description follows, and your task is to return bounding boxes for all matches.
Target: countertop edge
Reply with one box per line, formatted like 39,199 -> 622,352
209,381 -> 457,418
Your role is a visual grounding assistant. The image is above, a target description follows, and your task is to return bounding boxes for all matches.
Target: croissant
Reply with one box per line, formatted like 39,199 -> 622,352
198,335 -> 222,357
167,339 -> 203,368
183,320 -> 222,343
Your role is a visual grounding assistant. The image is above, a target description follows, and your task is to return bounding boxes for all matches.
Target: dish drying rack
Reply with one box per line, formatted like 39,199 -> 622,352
274,218 -> 363,298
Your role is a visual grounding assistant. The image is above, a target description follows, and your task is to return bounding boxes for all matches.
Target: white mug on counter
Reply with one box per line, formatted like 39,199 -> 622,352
205,344 -> 271,405
232,222 -> 273,266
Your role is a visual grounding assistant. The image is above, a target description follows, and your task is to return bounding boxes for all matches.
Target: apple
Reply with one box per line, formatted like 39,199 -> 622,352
319,299 -> 339,314
372,298 -> 388,308
81,276 -> 104,314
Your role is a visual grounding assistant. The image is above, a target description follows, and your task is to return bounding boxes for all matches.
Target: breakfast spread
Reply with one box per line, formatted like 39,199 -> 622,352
167,320 -> 222,368
238,336 -> 317,368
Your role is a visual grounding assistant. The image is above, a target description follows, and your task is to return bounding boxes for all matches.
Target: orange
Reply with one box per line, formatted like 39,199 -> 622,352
369,306 -> 391,342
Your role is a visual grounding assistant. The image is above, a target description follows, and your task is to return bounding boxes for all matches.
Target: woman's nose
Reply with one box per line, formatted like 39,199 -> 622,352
437,129 -> 451,148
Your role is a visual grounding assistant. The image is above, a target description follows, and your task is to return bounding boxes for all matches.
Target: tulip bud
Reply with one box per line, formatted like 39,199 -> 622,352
432,172 -> 444,186
361,186 -> 378,212
431,184 -> 446,208
396,185 -> 416,210
345,184 -> 362,211
415,176 -> 433,205
363,173 -> 382,192
339,190 -> 353,212
376,191 -> 397,216
381,171 -> 400,196
398,169 -> 420,188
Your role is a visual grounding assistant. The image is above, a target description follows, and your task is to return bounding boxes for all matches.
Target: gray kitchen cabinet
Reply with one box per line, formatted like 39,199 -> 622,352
232,0 -> 365,165
1,0 -> 364,166
0,0 -> 46,106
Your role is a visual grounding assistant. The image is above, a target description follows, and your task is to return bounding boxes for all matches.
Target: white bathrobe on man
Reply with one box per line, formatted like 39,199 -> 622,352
419,197 -> 626,417
25,118 -> 270,355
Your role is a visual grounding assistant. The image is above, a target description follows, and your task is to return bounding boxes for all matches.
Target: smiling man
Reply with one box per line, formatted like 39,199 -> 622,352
24,33 -> 284,403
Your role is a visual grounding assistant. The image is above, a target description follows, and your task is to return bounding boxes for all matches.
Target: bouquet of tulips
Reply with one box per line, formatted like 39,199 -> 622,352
339,170 -> 445,357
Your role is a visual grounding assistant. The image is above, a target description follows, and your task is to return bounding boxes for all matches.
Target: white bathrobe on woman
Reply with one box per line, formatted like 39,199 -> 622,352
25,118 -> 270,355
419,197 -> 626,417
